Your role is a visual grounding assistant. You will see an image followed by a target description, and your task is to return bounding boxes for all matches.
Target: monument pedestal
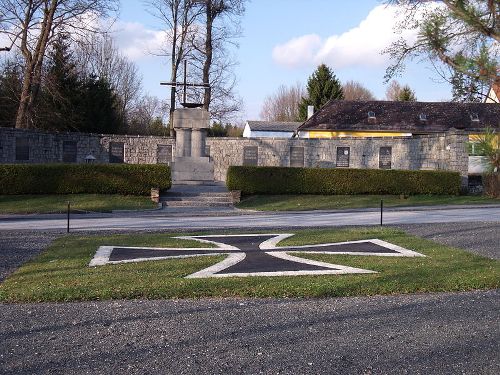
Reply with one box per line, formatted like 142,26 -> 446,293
172,108 -> 214,183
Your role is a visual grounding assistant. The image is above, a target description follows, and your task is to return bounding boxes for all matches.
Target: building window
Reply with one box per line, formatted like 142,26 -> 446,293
290,146 -> 304,167
157,144 -> 173,164
62,141 -> 77,163
15,138 -> 30,161
109,142 -> 124,163
379,147 -> 392,169
243,146 -> 258,166
336,147 -> 350,168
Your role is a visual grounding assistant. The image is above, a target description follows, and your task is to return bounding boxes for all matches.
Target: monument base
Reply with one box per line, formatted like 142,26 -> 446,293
171,156 -> 214,182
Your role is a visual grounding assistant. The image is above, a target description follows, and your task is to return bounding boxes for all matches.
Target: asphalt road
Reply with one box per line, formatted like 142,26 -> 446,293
0,206 -> 500,231
1,290 -> 499,374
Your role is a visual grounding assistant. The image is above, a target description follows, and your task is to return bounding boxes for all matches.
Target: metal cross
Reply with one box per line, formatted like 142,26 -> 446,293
89,234 -> 425,278
160,60 -> 210,108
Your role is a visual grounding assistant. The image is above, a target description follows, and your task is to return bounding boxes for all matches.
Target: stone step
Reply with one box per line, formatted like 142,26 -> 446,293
162,192 -> 233,198
162,200 -> 234,207
161,196 -> 233,203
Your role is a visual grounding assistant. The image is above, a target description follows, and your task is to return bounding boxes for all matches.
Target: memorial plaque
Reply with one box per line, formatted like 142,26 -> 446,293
379,147 -> 392,169
109,142 -> 124,163
290,146 -> 304,167
205,145 -> 210,158
15,138 -> 29,161
243,146 -> 258,166
62,141 -> 77,163
157,144 -> 173,164
336,147 -> 350,168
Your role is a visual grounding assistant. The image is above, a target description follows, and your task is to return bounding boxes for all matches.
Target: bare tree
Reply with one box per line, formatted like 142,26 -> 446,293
145,0 -> 201,128
0,0 -> 119,128
342,80 -> 376,101
260,83 -> 305,122
192,0 -> 246,120
129,94 -> 170,135
385,80 -> 417,101
75,34 -> 142,124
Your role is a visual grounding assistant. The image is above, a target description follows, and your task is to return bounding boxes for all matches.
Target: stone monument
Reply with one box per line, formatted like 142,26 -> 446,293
171,107 -> 214,183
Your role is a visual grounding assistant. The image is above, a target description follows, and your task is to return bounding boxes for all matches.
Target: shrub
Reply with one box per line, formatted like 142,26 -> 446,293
0,164 -> 171,195
226,166 -> 461,196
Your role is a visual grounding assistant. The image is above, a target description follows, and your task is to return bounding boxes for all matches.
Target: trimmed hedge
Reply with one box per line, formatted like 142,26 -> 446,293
0,164 -> 171,195
226,166 -> 461,196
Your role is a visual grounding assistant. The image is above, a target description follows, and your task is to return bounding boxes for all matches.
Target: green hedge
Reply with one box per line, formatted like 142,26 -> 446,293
0,164 -> 171,195
226,166 -> 461,196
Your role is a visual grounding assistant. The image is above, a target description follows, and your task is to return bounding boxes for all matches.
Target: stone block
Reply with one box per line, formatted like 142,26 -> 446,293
173,108 -> 210,129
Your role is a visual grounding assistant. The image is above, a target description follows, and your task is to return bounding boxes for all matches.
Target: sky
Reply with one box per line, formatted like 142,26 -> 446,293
116,0 -> 453,123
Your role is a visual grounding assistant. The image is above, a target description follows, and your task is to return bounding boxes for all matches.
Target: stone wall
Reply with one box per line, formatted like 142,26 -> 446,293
207,132 -> 469,182
0,127 -> 469,185
0,127 -> 175,164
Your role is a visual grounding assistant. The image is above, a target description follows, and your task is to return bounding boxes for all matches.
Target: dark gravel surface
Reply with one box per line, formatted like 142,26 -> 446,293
398,222 -> 500,260
1,290 -> 499,374
0,231 -> 59,282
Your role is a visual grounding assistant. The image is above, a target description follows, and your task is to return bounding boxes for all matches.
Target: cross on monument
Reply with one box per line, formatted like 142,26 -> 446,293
161,60 -> 210,109
89,234 -> 425,278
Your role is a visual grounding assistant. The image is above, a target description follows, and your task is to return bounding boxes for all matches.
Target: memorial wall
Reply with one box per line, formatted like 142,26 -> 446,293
0,127 -> 468,183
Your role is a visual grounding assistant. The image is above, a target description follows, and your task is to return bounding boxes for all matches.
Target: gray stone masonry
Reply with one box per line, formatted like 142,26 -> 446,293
0,127 -> 469,187
171,108 -> 214,182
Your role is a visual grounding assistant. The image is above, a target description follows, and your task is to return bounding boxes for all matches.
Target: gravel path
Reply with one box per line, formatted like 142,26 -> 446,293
0,231 -> 59,282
398,222 -> 500,260
1,290 -> 499,374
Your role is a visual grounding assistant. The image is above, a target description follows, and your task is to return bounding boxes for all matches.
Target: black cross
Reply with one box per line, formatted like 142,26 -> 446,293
90,234 -> 424,278
160,60 -> 210,108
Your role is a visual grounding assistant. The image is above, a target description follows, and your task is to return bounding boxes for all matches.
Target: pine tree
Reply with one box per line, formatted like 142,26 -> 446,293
0,60 -> 22,128
298,64 -> 344,121
41,34 -> 83,131
396,85 -> 417,102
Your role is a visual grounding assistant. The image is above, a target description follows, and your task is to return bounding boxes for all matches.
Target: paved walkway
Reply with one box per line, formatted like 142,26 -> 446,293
0,206 -> 499,231
1,290 -> 499,374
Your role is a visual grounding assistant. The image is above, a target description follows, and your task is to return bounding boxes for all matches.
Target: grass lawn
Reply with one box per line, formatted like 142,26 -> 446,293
237,194 -> 500,211
0,227 -> 498,303
0,194 -> 157,214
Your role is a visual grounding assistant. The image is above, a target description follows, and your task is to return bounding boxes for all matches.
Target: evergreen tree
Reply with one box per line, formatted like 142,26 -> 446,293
451,71 -> 484,103
298,64 -> 344,121
396,85 -> 417,102
80,76 -> 121,134
0,60 -> 22,128
40,34 -> 83,131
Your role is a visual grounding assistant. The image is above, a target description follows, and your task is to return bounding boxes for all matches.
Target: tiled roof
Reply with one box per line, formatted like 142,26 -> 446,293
298,100 -> 500,133
247,121 -> 302,132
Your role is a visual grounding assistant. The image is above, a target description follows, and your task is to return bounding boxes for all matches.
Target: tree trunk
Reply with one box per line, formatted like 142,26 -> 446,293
202,3 -> 213,112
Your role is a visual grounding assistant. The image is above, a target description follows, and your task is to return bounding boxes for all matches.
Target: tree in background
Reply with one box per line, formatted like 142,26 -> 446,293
385,0 -> 498,101
75,34 -> 142,130
451,69 -> 487,103
342,80 -> 376,101
128,95 -> 170,136
0,59 -> 22,127
260,83 -> 305,122
0,0 -> 119,129
385,80 -> 417,101
145,0 -> 201,129
207,122 -> 243,137
298,64 -> 344,121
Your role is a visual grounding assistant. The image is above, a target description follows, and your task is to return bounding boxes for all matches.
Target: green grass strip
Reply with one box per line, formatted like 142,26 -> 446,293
0,228 -> 498,303
0,194 -> 157,214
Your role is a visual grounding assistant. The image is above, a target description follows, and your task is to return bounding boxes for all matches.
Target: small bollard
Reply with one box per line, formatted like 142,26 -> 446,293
380,199 -> 383,226
67,201 -> 70,233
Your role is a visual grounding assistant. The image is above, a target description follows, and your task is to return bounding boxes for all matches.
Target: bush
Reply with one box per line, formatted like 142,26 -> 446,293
226,166 -> 461,196
0,164 -> 171,195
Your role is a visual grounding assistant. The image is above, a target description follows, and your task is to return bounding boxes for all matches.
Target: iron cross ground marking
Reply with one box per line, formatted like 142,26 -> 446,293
89,234 -> 425,278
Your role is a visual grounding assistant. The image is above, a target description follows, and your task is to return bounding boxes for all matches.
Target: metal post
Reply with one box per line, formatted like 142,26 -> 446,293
380,200 -> 383,226
183,59 -> 187,104
67,201 -> 70,233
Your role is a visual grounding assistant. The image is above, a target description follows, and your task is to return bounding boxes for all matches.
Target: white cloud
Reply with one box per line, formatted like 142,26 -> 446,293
112,22 -> 168,61
272,5 -> 421,70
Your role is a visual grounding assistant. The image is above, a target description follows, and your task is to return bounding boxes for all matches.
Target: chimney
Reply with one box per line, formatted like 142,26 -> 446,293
307,105 -> 314,119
